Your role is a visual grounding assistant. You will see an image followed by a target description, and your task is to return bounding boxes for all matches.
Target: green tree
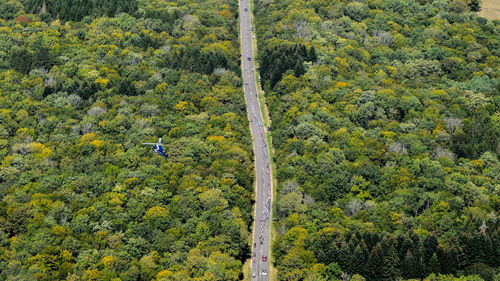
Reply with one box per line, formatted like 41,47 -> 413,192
364,243 -> 385,280
9,47 -> 32,74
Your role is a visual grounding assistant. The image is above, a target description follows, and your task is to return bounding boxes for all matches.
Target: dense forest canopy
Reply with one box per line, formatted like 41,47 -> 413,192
0,0 -> 253,280
254,0 -> 500,280
1,0 -> 138,21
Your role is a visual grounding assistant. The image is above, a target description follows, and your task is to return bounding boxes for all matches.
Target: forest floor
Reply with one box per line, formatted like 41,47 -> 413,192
478,0 -> 500,19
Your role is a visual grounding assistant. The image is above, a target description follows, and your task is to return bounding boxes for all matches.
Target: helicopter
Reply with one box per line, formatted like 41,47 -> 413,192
142,138 -> 168,160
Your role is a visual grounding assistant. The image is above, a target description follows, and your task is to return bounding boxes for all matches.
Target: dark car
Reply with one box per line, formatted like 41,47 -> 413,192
244,8 -> 248,11
247,57 -> 251,61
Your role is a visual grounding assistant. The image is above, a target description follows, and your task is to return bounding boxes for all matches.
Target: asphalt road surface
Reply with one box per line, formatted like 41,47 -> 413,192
238,1 -> 272,280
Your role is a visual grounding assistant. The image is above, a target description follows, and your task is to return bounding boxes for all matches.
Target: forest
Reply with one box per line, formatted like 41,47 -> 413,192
0,0 -> 499,280
253,0 -> 500,280
0,0 -> 254,280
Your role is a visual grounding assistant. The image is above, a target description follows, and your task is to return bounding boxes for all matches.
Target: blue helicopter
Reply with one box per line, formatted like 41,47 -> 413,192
142,138 -> 168,160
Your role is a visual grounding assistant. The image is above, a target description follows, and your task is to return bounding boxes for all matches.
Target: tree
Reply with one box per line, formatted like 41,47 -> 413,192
467,0 -> 481,11
336,242 -> 352,271
0,0 -> 24,20
428,253 -> 441,275
294,59 -> 306,77
423,235 -> 438,268
9,47 -> 32,74
326,262 -> 343,280
452,108 -> 499,159
31,38 -> 53,70
381,236 -> 400,280
402,250 -> 423,279
364,243 -> 385,280
349,243 -> 368,275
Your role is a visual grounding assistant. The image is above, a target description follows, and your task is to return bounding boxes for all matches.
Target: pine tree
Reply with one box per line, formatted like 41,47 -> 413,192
428,253 -> 440,274
349,242 -> 368,275
298,44 -> 307,57
308,46 -> 317,62
401,250 -> 419,279
364,243 -> 384,281
456,246 -> 469,271
491,230 -> 500,268
362,232 -> 380,250
9,47 -> 33,75
32,45 -> 53,70
468,0 -> 481,11
423,234 -> 438,266
381,236 -> 400,280
119,80 -> 129,96
437,245 -> 458,274
294,59 -> 306,77
337,241 -> 352,271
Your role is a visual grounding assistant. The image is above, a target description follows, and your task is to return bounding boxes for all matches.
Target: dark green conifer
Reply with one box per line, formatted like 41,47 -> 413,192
337,241 -> 352,271
428,253 -> 440,274
423,234 -> 438,266
349,242 -> 368,275
401,250 -> 420,279
294,59 -> 306,77
364,242 -> 384,281
381,236 -> 400,280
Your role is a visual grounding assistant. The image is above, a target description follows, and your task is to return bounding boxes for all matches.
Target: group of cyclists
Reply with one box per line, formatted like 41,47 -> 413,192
252,112 -> 272,248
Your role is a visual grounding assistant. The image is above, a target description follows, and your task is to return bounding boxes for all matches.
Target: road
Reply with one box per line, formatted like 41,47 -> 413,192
238,1 -> 272,280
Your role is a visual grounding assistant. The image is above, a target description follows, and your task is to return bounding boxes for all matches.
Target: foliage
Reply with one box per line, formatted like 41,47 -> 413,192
20,0 -> 138,22
254,0 -> 500,279
0,0 -> 252,279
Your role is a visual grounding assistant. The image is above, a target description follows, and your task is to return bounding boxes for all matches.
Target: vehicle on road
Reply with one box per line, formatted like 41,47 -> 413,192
247,57 -> 251,61
252,273 -> 256,278
262,270 -> 268,276
244,8 -> 248,11
262,255 -> 267,261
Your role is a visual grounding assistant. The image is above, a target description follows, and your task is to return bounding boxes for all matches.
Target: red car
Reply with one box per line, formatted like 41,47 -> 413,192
262,255 -> 267,261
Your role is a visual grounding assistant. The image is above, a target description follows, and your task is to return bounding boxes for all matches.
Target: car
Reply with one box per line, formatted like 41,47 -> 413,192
251,27 -> 255,31
262,255 -> 267,261
244,8 -> 248,11
252,35 -> 256,39
262,270 -> 268,276
247,57 -> 251,61
252,273 -> 256,278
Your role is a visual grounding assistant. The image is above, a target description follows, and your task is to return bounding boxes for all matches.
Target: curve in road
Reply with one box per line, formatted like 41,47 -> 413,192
238,1 -> 273,280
